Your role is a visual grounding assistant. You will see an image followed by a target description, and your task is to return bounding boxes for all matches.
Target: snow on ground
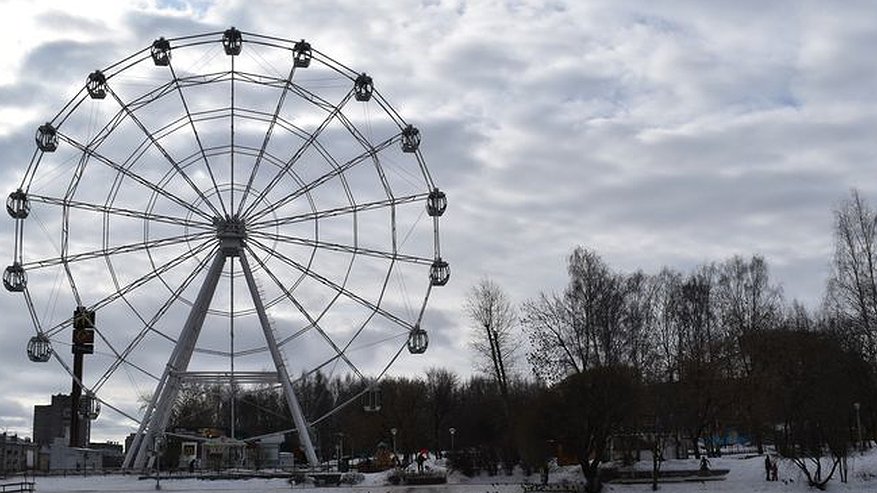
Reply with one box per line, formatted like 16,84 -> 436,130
16,451 -> 877,492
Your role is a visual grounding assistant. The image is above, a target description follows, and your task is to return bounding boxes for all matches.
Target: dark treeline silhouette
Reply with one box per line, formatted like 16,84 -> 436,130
508,189 -> 877,492
164,370 -> 526,470
165,190 -> 877,493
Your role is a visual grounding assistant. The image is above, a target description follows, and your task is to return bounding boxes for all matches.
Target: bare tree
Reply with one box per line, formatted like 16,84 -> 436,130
672,265 -> 727,457
714,255 -> 783,452
621,271 -> 659,379
553,365 -> 640,493
762,329 -> 866,490
826,189 -> 877,366
425,367 -> 458,451
786,300 -> 814,332
566,247 -> 626,368
649,268 -> 683,382
522,291 -> 579,383
465,278 -> 519,402
523,247 -> 628,384
716,255 -> 782,363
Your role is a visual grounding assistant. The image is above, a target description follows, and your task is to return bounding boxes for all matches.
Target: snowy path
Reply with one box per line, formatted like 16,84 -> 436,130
31,478 -> 526,493
17,453 -> 877,493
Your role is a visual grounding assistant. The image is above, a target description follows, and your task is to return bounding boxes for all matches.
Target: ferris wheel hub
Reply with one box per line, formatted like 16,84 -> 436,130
214,215 -> 247,256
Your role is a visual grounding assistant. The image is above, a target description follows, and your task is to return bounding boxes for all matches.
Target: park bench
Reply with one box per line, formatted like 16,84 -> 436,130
522,482 -> 583,493
402,470 -> 447,485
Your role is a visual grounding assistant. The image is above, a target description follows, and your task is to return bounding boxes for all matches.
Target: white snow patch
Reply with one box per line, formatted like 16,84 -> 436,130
12,450 -> 877,493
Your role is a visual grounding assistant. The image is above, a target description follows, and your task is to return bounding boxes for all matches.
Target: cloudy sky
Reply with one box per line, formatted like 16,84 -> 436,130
1,0 -> 876,442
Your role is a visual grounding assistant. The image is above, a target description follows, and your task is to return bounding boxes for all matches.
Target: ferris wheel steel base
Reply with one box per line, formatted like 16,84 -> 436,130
125,224 -> 317,469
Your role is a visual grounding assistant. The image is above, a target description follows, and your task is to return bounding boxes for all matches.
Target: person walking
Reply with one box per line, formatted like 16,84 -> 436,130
416,451 -> 426,473
764,455 -> 771,481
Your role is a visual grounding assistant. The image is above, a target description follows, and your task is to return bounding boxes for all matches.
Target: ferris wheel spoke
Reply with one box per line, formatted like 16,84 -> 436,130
102,46 -> 151,78
93,244 -> 217,393
371,91 -> 408,129
333,111 -> 396,200
236,64 -> 299,217
123,72 -> 231,114
247,237 -> 411,331
27,193 -> 212,230
243,245 -> 365,380
22,287 -> 44,333
250,193 -> 428,230
248,133 -> 400,223
299,353 -> 354,384
56,132 -> 214,222
230,72 -> 337,112
334,110 -> 377,154
44,239 -> 217,338
22,231 -> 213,270
48,350 -> 143,424
105,86 -> 225,218
310,339 -> 408,429
166,64 -> 229,216
247,230 -> 432,266
247,132 -> 403,222
230,55 -> 236,213
241,88 -> 356,219
274,325 -> 312,349
92,327 -> 162,384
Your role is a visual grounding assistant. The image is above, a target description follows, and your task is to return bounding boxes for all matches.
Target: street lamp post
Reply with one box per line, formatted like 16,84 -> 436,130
449,427 -> 456,452
336,432 -> 345,471
154,433 -> 165,491
855,402 -> 863,451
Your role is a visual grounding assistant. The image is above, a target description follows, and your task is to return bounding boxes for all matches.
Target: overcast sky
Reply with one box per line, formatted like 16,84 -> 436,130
1,0 -> 876,442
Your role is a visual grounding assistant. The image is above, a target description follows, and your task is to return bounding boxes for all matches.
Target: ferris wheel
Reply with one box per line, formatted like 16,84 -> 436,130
5,28 -> 448,470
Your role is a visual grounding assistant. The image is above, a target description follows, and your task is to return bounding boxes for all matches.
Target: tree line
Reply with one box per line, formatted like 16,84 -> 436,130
164,190 -> 877,492
460,189 -> 877,491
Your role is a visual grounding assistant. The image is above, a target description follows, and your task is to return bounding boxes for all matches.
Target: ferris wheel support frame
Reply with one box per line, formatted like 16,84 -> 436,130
124,220 -> 319,469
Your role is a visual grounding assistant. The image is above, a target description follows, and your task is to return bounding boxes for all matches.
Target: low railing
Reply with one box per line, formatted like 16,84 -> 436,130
0,481 -> 35,493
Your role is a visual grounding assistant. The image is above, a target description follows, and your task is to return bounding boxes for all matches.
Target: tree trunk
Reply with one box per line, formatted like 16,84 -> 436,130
581,458 -> 603,493
651,438 -> 662,491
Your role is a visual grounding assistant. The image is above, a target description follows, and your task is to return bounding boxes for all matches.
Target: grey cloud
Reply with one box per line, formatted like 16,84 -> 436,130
36,10 -> 109,35
123,10 -> 216,40
24,40 -> 112,85
3,0 -> 877,441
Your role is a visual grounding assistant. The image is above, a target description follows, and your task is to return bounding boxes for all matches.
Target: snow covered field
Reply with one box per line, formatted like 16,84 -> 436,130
17,452 -> 877,492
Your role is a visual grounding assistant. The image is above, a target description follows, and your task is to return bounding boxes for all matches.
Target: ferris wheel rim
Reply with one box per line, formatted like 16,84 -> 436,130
7,28 -> 448,454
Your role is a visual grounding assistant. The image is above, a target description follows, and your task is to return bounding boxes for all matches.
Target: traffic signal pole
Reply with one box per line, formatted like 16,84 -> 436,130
70,307 -> 95,448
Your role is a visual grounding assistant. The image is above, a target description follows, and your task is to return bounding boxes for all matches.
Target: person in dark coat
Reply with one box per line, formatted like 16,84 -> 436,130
764,455 -> 771,481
